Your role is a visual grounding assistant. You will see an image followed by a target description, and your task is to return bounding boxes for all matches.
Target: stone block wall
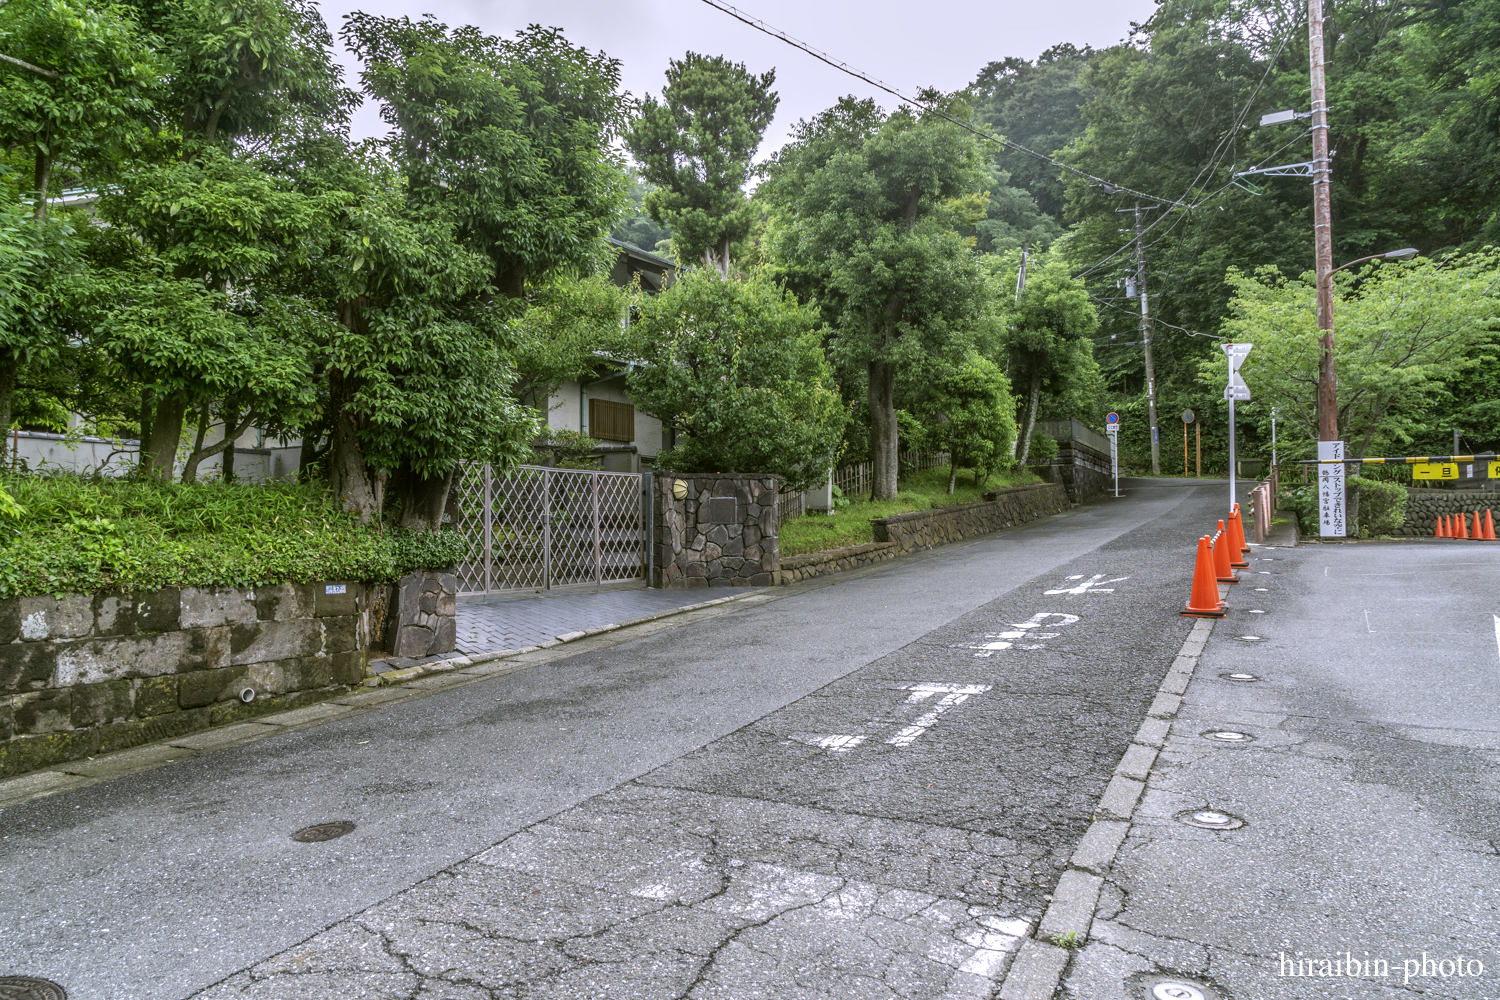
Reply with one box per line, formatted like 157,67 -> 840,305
874,483 -> 1070,550
1,582 -> 370,777
1039,441 -> 1112,504
653,474 -> 779,588
780,482 -> 1070,585
1395,489 -> 1500,537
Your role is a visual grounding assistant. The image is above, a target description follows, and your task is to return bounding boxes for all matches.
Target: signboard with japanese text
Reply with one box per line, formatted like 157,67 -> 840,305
1412,462 -> 1460,480
1318,441 -> 1346,537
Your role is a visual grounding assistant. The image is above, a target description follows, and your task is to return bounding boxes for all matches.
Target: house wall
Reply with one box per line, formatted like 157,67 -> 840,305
547,378 -> 661,459
8,430 -> 297,483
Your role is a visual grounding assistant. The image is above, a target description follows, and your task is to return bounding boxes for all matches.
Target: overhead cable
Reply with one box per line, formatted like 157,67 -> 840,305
695,0 -> 1180,208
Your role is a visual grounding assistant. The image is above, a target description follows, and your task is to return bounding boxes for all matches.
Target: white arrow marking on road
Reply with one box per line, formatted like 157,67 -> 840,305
1045,573 -> 1130,595
886,683 -> 991,747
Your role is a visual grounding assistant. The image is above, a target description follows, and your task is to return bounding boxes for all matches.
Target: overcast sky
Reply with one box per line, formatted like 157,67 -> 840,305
314,0 -> 1156,156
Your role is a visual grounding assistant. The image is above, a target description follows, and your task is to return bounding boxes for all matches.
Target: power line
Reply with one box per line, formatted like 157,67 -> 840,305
695,0 -> 1181,208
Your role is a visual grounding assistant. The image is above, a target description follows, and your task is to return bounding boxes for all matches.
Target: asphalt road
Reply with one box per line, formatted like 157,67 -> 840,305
1065,539 -> 1500,1000
1,480 -> 1232,1000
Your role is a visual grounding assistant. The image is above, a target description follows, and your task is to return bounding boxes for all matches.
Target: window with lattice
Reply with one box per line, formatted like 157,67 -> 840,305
588,398 -> 635,442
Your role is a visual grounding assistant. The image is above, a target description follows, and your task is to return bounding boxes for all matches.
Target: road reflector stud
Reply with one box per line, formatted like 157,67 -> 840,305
1182,536 -> 1227,617
1175,808 -> 1245,830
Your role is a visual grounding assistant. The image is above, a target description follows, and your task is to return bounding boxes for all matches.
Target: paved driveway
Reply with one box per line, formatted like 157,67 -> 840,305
456,588 -> 751,653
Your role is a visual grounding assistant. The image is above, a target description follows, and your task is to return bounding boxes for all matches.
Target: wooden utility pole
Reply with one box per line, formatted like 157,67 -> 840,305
1133,205 -> 1162,474
1310,0 -> 1337,441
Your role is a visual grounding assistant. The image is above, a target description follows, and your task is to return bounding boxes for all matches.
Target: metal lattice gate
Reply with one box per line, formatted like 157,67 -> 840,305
454,464 -> 650,597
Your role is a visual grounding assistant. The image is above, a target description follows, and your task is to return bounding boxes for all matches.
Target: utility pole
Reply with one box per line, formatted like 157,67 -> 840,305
1132,204 -> 1162,474
1309,0 -> 1336,442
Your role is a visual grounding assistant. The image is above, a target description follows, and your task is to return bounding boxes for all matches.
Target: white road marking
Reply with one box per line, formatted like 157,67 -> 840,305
886,683 -> 992,747
790,733 -> 867,753
1494,615 -> 1499,663
967,613 -> 1079,656
1045,573 -> 1129,595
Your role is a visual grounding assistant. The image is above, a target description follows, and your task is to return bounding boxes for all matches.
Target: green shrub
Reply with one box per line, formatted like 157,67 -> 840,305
0,474 -> 466,600
1276,483 -> 1318,535
1351,477 -> 1407,537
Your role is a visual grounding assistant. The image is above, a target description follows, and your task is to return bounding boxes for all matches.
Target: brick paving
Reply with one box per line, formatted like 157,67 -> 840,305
455,587 -> 758,654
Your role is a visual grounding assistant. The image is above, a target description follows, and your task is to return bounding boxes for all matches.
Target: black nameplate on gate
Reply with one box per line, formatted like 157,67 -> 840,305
705,497 -> 737,523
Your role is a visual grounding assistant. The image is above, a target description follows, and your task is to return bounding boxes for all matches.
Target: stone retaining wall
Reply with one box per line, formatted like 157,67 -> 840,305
1037,441 -> 1112,504
1,582 -> 374,777
1395,489 -> 1500,536
778,483 -> 1070,585
653,473 -> 779,588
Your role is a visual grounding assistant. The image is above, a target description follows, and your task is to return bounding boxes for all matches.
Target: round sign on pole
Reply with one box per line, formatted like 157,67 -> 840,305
1106,412 -> 1120,425
1182,409 -> 1195,424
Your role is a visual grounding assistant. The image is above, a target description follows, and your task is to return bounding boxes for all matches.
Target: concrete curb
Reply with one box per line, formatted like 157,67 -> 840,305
371,591 -> 763,686
994,596 -> 1222,999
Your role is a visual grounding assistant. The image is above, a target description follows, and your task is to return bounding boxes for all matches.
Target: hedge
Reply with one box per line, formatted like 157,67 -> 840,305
0,474 -> 466,600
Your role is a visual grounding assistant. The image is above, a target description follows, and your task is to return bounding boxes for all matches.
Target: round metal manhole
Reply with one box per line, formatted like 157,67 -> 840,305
1247,609 -> 1265,614
1237,635 -> 1263,641
1221,672 -> 1259,682
1176,808 -> 1245,830
1152,983 -> 1206,1000
290,821 -> 355,843
1128,972 -> 1225,1000
0,977 -> 68,1000
1203,730 -> 1255,743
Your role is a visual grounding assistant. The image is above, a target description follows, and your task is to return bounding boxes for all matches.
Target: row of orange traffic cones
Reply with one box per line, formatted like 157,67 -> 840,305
1183,504 -> 1252,617
1434,509 -> 1496,539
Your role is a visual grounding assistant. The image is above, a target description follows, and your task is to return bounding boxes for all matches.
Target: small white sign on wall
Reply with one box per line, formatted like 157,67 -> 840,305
325,584 -> 347,595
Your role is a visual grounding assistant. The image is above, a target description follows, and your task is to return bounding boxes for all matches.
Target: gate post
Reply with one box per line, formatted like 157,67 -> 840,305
482,464 -> 493,595
592,470 -> 602,586
641,471 -> 653,586
542,469 -> 552,590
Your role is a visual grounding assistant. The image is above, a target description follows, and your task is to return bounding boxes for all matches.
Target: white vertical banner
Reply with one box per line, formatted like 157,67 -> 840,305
1107,424 -> 1119,496
1317,440 -> 1346,537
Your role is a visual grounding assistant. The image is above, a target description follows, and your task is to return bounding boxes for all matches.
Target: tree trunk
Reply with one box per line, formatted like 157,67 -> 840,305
144,395 -> 187,481
183,411 -> 255,485
32,147 -> 50,224
389,461 -> 459,533
868,359 -> 899,500
221,406 -> 239,482
138,388 -> 156,470
182,401 -> 211,483
328,396 -> 377,523
947,460 -> 957,495
1017,368 -> 1042,467
494,257 -> 526,300
0,359 -> 15,440
298,425 -> 325,483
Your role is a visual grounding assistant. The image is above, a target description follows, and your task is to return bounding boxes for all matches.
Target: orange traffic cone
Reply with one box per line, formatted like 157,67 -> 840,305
1183,536 -> 1227,617
1458,512 -> 1471,538
1435,515 -> 1447,538
1475,510 -> 1487,541
1227,506 -> 1250,566
1213,524 -> 1238,583
1445,514 -> 1455,537
1485,509 -> 1496,540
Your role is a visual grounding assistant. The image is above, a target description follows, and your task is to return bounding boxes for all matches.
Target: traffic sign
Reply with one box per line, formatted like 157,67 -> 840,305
1106,412 -> 1120,425
1223,373 -> 1251,401
1181,409 -> 1195,423
1221,342 -> 1253,370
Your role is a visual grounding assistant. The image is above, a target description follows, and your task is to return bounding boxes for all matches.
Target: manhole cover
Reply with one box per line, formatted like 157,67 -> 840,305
291,821 -> 355,843
1221,672 -> 1259,682
1247,609 -> 1265,614
1128,972 -> 1225,1000
1237,635 -> 1263,641
0,977 -> 67,1000
1203,730 -> 1255,742
1176,808 -> 1245,830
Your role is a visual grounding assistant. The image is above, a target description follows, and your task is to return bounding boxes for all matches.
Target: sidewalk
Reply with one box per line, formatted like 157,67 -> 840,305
1060,541 -> 1500,999
454,586 -> 760,653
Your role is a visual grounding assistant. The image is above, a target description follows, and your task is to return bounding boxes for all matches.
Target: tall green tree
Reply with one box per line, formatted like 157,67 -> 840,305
1214,253 -> 1500,458
624,269 -> 845,491
1005,251 -> 1099,463
626,52 -> 778,276
344,15 -> 630,299
762,96 -> 992,499
0,0 -> 158,221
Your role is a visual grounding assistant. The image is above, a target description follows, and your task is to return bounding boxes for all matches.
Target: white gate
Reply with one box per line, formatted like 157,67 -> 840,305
454,464 -> 648,596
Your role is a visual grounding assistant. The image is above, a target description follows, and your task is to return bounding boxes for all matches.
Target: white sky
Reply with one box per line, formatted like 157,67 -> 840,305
313,0 -> 1157,156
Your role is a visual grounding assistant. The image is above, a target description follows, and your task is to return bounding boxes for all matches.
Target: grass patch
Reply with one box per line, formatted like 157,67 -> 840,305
0,473 -> 465,600
779,466 -> 1042,558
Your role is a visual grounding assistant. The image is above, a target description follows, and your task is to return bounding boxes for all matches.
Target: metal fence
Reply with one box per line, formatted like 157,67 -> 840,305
453,464 -> 648,597
1035,418 -> 1111,457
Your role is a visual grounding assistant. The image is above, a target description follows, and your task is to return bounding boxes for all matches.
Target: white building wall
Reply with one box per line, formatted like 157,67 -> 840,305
546,376 -> 660,458
546,381 -> 583,434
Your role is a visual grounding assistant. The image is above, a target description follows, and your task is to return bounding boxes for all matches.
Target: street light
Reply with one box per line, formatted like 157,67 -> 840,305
1316,247 -> 1419,441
